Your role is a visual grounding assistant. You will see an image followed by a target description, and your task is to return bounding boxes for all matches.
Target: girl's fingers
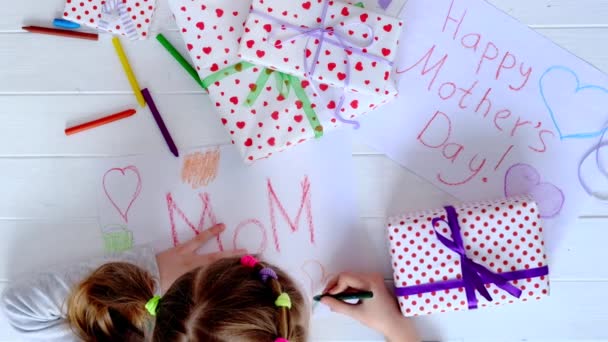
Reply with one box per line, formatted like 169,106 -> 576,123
181,224 -> 226,253
321,297 -> 362,321
323,276 -> 339,293
327,272 -> 370,295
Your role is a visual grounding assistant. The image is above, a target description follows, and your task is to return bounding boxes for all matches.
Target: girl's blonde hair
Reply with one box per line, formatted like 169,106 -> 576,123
66,257 -> 308,341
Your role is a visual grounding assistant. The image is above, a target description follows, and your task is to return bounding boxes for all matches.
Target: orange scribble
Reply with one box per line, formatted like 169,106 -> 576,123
181,149 -> 221,189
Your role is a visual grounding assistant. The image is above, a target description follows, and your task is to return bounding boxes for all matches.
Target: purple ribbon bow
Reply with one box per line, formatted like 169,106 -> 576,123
394,206 -> 549,309
251,0 -> 394,128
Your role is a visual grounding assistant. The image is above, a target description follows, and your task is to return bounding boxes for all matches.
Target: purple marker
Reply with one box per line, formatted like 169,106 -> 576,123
378,0 -> 392,10
141,88 -> 180,157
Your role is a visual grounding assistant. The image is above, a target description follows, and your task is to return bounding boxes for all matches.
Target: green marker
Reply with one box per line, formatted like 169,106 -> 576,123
156,33 -> 205,89
313,291 -> 374,302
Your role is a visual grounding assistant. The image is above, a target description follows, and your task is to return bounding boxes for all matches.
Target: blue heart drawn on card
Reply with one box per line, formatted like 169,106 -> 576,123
539,65 -> 608,140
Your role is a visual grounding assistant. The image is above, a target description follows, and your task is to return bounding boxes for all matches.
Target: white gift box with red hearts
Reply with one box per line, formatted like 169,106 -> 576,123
387,195 -> 550,317
169,0 -> 398,162
238,0 -> 403,96
63,0 -> 157,40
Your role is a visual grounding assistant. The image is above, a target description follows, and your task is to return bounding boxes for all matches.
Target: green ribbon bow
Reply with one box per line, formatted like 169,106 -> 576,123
201,63 -> 323,139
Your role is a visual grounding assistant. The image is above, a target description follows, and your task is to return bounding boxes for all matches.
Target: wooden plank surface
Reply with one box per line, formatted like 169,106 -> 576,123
1,28 -> 607,94
3,0 -> 608,32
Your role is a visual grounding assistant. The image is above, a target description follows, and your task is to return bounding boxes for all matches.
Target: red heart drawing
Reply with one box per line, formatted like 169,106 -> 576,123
381,48 -> 391,56
195,22 -> 204,30
360,13 -> 368,22
215,8 -> 224,17
302,1 -> 311,9
355,61 -> 363,71
504,163 -> 564,218
236,121 -> 246,129
256,50 -> 266,58
327,62 -> 337,71
383,24 -> 393,32
202,46 -> 212,54
103,166 -> 142,223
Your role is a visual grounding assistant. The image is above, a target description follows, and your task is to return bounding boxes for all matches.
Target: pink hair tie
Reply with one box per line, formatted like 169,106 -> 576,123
240,255 -> 259,268
275,339 -> 289,342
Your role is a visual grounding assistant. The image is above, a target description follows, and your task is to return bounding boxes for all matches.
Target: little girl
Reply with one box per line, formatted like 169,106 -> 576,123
2,224 -> 419,341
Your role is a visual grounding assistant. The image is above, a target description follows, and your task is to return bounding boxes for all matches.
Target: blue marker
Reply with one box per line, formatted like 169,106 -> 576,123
53,18 -> 80,30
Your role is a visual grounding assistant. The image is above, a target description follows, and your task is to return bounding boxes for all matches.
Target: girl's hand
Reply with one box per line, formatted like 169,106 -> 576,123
155,223 -> 246,293
321,273 -> 419,342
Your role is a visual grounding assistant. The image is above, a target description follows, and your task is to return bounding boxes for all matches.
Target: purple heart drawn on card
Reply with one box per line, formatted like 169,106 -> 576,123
504,163 -> 564,218
103,166 -> 142,223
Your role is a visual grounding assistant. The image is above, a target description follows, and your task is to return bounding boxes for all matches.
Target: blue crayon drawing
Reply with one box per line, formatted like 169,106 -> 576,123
539,65 -> 608,140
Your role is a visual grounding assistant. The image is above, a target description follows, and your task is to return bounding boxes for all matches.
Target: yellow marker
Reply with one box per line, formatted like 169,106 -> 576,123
112,37 -> 146,107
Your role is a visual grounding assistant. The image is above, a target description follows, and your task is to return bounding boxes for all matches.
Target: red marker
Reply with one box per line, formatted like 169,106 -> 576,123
22,26 -> 98,41
65,109 -> 137,136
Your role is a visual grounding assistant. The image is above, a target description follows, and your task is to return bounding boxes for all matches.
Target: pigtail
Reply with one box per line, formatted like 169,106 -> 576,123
242,255 -> 294,341
270,277 -> 291,339
66,262 -> 155,342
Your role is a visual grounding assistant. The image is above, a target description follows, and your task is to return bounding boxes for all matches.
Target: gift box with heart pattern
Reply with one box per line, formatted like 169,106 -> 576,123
169,0 -> 399,162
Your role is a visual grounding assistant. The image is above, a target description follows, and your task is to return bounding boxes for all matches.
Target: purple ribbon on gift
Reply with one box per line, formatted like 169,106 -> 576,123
251,0 -> 394,128
394,206 -> 549,310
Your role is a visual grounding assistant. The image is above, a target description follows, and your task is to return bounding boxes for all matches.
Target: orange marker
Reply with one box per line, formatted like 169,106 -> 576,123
65,109 -> 137,136
22,26 -> 98,41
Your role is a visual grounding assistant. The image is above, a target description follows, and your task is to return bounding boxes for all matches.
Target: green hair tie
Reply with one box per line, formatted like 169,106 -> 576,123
145,295 -> 161,316
275,293 -> 292,309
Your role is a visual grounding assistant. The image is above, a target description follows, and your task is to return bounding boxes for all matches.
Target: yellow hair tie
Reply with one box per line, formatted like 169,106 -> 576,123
145,295 -> 161,316
275,293 -> 292,309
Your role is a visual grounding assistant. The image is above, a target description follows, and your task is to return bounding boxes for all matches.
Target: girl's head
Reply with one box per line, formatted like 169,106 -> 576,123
67,256 -> 308,342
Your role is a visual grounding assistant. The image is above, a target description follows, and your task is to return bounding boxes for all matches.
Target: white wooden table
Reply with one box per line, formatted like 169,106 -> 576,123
1,1 -> 608,341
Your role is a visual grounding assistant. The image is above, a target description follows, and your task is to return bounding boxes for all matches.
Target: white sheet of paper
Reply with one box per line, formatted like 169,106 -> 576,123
97,132 -> 371,298
357,0 -> 608,250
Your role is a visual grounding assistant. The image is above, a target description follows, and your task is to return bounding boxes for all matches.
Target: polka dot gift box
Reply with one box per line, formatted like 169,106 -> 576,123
239,0 -> 403,97
169,0 -> 398,163
387,195 -> 550,317
63,0 -> 158,40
